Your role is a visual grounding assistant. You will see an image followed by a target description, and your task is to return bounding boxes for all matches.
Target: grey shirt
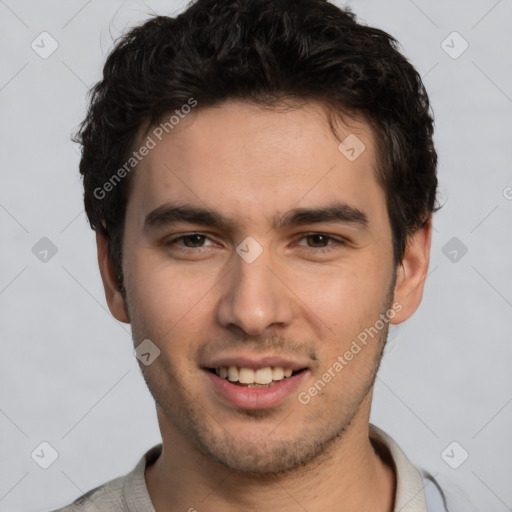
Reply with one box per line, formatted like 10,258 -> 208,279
50,424 -> 454,512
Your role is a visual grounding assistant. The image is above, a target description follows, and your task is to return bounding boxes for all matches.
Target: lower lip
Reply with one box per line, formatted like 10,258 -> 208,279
204,369 -> 309,410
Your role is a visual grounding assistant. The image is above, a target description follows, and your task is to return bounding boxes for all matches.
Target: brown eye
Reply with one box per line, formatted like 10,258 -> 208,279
305,234 -> 331,247
166,233 -> 215,249
296,233 -> 343,249
180,234 -> 207,247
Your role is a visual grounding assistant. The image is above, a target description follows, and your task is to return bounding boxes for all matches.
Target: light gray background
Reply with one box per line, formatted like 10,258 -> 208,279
1,1 -> 511,511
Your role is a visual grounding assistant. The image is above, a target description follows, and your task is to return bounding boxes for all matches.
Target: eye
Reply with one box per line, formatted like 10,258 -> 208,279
296,233 -> 345,250
164,232 -> 345,254
166,233 -> 215,249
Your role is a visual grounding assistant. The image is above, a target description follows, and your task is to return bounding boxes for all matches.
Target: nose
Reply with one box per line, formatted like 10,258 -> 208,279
216,245 -> 295,336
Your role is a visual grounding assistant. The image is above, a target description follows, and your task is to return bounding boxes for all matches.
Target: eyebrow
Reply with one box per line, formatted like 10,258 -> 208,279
143,202 -> 369,232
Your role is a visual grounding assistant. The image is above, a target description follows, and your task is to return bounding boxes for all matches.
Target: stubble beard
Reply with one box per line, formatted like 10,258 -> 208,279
130,272 -> 396,477
135,324 -> 390,477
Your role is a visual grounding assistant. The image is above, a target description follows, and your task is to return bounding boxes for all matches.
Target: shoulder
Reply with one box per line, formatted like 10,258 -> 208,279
49,474 -> 127,512
421,470 -> 477,512
421,471 -> 450,512
48,444 -> 162,512
369,424 -> 472,512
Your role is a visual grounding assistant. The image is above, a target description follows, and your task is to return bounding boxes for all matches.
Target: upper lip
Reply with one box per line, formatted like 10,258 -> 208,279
203,355 -> 310,371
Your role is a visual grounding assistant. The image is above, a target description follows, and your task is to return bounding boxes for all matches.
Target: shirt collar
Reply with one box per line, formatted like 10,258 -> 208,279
369,423 -> 428,511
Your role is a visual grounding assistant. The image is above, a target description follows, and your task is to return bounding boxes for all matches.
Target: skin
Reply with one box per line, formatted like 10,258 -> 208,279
97,100 -> 432,512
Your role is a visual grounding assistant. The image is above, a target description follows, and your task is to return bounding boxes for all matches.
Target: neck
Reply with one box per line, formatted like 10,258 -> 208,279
146,396 -> 396,512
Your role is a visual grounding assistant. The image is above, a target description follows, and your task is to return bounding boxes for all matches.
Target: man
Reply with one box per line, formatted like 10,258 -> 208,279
52,0 -> 453,510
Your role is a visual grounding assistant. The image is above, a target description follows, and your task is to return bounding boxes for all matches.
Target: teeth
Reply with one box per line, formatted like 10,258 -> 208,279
227,366 -> 239,382
214,366 -> 298,384
254,367 -> 273,384
239,367 -> 254,384
272,367 -> 284,380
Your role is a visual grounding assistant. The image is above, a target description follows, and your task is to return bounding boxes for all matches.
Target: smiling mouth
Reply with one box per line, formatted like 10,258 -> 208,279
206,366 -> 307,387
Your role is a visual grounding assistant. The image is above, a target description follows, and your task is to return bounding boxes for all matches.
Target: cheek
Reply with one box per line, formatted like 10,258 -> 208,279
297,263 -> 387,325
125,253 -> 219,341
300,269 -> 390,384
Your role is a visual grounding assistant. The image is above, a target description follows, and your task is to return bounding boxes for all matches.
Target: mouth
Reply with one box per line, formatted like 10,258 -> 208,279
205,366 -> 307,388
203,364 -> 310,410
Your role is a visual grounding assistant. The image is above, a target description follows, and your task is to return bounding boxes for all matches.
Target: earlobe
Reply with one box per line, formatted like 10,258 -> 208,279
96,230 -> 130,324
390,218 -> 432,325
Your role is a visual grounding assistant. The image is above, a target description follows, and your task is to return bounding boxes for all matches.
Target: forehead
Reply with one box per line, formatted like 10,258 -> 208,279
126,100 -> 386,232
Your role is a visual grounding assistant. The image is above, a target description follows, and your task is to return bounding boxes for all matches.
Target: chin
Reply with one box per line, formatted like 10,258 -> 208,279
188,425 -> 343,477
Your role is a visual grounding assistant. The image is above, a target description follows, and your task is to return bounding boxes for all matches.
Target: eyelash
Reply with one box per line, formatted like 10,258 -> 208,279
165,232 -> 346,253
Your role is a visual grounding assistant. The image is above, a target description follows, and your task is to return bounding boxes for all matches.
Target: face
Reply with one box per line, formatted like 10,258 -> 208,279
100,100 -> 427,476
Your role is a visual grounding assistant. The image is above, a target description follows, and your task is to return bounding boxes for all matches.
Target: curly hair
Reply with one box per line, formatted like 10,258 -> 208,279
76,0 -> 439,296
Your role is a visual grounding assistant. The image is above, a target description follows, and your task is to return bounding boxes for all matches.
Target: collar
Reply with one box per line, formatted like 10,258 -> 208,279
369,423 -> 428,511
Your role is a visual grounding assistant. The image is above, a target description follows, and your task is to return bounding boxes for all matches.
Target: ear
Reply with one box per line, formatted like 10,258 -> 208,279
96,230 -> 130,324
390,218 -> 432,324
